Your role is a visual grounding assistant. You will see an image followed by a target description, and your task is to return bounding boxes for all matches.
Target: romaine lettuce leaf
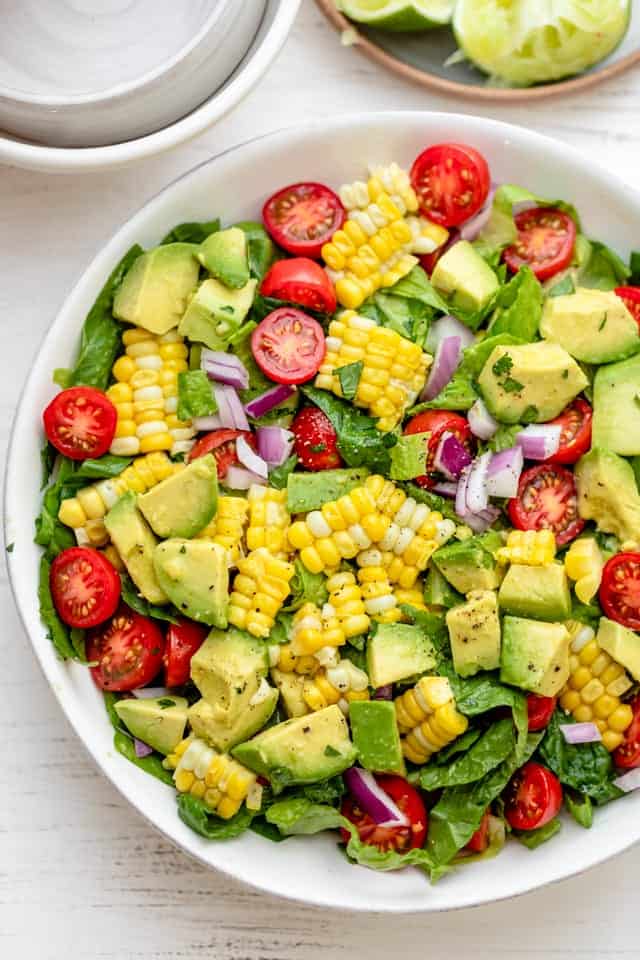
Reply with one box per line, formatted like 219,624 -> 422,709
537,712 -> 623,805
414,718 -> 516,790
488,266 -> 542,342
178,794 -> 254,839
176,369 -> 217,421
301,386 -> 397,474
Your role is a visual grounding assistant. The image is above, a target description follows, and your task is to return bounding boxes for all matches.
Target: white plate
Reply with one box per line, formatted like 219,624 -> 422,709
6,112 -> 640,912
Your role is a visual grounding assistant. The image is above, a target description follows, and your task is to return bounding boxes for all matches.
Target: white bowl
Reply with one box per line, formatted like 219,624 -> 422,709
6,112 -> 640,912
0,0 -> 265,148
0,0 -> 300,172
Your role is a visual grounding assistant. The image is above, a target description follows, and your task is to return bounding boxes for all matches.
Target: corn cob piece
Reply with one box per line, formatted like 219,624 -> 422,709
564,537 -> 604,604
99,544 -> 126,572
559,621 -> 634,752
394,584 -> 428,615
325,570 -> 370,639
290,600 -> 346,657
288,483 -> 380,574
107,327 -> 195,457
246,485 -> 290,556
228,547 -> 295,638
315,311 -> 431,431
268,643 -> 320,676
496,529 -> 556,567
357,548 -> 401,623
395,676 -> 468,765
303,659 -> 370,715
164,736 -> 258,819
196,495 -> 249,565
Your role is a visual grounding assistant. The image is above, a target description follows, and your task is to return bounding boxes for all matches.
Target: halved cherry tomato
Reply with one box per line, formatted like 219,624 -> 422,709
340,775 -> 428,853
614,694 -> 640,770
466,810 -> 490,853
504,762 -> 563,831
410,143 -> 490,228
262,182 -> 345,258
544,399 -> 592,466
527,694 -> 557,732
252,307 -> 325,385
419,233 -> 456,276
43,386 -> 117,460
187,428 -> 255,479
50,547 -> 120,629
291,406 -> 343,471
87,606 -> 165,692
599,552 -> 640,631
615,286 -> 640,330
503,207 -> 576,282
260,257 -> 337,313
508,463 -> 584,547
404,410 -> 475,489
164,618 -> 207,688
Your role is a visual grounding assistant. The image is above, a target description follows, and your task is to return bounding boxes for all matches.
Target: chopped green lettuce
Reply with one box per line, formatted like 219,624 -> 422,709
301,386 -> 397,474
178,794 -> 254,839
415,718 -> 516,790
389,433 -> 428,481
177,369 -> 217,421
514,818 -> 561,850
537,712 -> 623,805
161,220 -> 220,244
489,266 -> 542,342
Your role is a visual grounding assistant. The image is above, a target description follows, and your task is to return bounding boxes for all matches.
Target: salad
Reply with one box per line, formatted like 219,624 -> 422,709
36,140 -> 640,881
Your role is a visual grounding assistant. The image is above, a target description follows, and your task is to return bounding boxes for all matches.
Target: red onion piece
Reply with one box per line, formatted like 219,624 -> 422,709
455,465 -> 471,519
486,446 -> 524,499
343,767 -> 409,828
132,687 -> 170,700
421,336 -> 462,401
465,453 -> 492,513
432,481 -> 458,498
373,685 -> 393,701
134,737 -> 154,758
225,465 -> 267,490
192,413 -> 223,432
459,187 -> 497,242
257,426 -> 294,466
559,722 -> 602,745
213,383 -> 249,431
517,425 -> 562,461
245,383 -> 297,418
464,506 -> 500,533
426,315 -> 475,354
468,398 -> 498,440
614,768 -> 640,793
434,431 -> 473,480
236,434 -> 268,479
201,349 -> 249,390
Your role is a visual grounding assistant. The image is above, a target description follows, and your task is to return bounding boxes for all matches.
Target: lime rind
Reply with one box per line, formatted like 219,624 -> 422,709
337,0 -> 454,31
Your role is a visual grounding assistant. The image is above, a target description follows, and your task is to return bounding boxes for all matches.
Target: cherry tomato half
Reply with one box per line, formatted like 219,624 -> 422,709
508,463 -> 584,547
527,694 -> 557,732
503,207 -> 576,282
187,429 -> 255,479
251,307 -> 326,385
419,234 -> 456,276
544,399 -> 592,466
340,775 -> 428,853
504,762 -> 563,832
87,606 -> 165,692
50,547 -> 120,629
614,694 -> 640,770
404,410 -> 475,489
600,552 -> 640,631
291,406 -> 343,471
43,386 -> 117,461
262,182 -> 345,258
410,143 -> 490,228
466,810 -> 491,853
615,286 -> 640,330
164,618 -> 207,688
260,257 -> 337,313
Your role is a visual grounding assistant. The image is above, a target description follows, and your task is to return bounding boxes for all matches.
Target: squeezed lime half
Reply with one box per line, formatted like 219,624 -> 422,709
337,0 -> 454,31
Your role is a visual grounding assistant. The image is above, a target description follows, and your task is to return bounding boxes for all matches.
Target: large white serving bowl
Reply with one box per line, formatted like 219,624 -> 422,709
6,112 -> 640,912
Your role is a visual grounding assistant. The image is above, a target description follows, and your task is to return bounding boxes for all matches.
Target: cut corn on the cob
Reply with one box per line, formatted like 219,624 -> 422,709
496,529 -> 556,567
246,485 -> 290,556
325,570 -> 370,639
395,676 -> 468,765
564,537 -> 604,604
197,495 -> 249,565
269,643 -> 320,676
288,483 -> 380,574
303,659 -> 370,714
290,601 -> 346,656
357,548 -> 401,623
164,736 -> 257,819
228,547 -> 295,638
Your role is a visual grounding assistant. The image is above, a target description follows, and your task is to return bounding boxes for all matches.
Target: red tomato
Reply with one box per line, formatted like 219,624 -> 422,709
599,552 -> 640,631
544,399 -> 592,466
503,207 -> 576,282
466,810 -> 490,853
615,286 -> 640,330
251,307 -> 325,385
291,406 -> 343,471
504,762 -> 563,831
187,428 -> 255,479
527,694 -> 557,732
614,694 -> 640,770
164,618 -> 207,687
404,410 -> 474,489
50,547 -> 120,629
340,775 -> 428,853
419,240 -> 452,276
410,143 -> 490,228
260,257 -> 337,313
87,606 -> 165,692
508,464 -> 584,547
263,182 -> 345,258
43,386 -> 117,461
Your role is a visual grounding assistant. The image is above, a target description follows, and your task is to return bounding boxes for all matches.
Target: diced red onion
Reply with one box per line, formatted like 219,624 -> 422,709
343,767 -> 409,828
432,481 -> 458,498
132,687 -> 170,699
257,426 -> 294,467
245,383 -> 297,418
225,465 -> 267,490
236,434 -> 268,479
434,431 -> 472,480
426,315 -> 475,354
421,336 -> 462,402
465,453 -> 492,513
213,383 -> 249,431
560,722 -> 602,745
134,737 -> 154,758
373,685 -> 393,701
459,187 -> 497,242
468,398 -> 499,440
201,349 -> 249,391
517,425 -> 562,461
455,466 -> 471,520
614,768 -> 640,793
464,506 -> 500,533
192,413 -> 223,432
486,446 -> 524,499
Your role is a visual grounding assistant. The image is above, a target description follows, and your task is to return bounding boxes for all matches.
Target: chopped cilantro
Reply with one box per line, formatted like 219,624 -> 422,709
634,394 -> 640,409
598,312 -> 608,331
309,443 -> 327,453
562,369 -> 569,379
521,405 -> 539,423
324,745 -> 340,757
502,377 -> 524,394
336,361 -> 363,402
6,542 -> 14,553
157,698 -> 176,709
492,354 -> 513,377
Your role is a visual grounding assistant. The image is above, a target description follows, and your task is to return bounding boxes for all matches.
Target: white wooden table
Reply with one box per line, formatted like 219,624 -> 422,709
2,4 -> 640,956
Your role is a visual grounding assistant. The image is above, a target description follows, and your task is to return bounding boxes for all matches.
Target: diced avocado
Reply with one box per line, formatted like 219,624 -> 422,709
104,492 -> 167,604
271,668 -> 309,718
389,433 -> 428,481
349,700 -> 405,775
188,681 -> 278,752
366,622 -> 436,688
597,617 -> 640,682
286,468 -> 370,513
424,566 -> 462,608
575,448 -> 640,543
113,243 -> 199,335
153,539 -> 228,626
431,240 -> 500,316
432,533 -> 504,594
191,627 -> 267,706
446,589 -> 501,677
232,704 -> 357,786
138,454 -> 218,539
541,288 -> 640,364
477,342 -> 588,424
500,616 -> 570,697
498,563 -> 571,621
197,227 -> 250,289
114,695 -> 188,755
178,277 -> 257,350
593,354 -> 640,455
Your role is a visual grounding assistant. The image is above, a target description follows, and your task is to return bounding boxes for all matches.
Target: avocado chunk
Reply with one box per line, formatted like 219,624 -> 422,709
191,627 -> 267,708
271,668 -> 309,718
366,622 -> 436,688
104,492 -> 167,604
153,539 -> 228,626
424,566 -> 462,608
178,277 -> 257,350
197,227 -> 250,289
575,448 -> 640,543
498,563 -> 571,621
232,704 -> 357,787
113,243 -> 199,335
349,700 -> 405,775
541,288 -> 640,364
597,617 -> 640,682
431,240 -> 500,316
189,680 -> 278,752
593,353 -> 640,455
478,341 -> 588,424
138,454 -> 218,539
432,532 -> 504,595
114,695 -> 188,755
446,589 -> 501,677
500,616 -> 570,697
286,467 -> 370,513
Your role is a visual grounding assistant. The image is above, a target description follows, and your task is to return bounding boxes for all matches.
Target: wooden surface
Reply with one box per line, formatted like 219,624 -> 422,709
2,3 -> 640,956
